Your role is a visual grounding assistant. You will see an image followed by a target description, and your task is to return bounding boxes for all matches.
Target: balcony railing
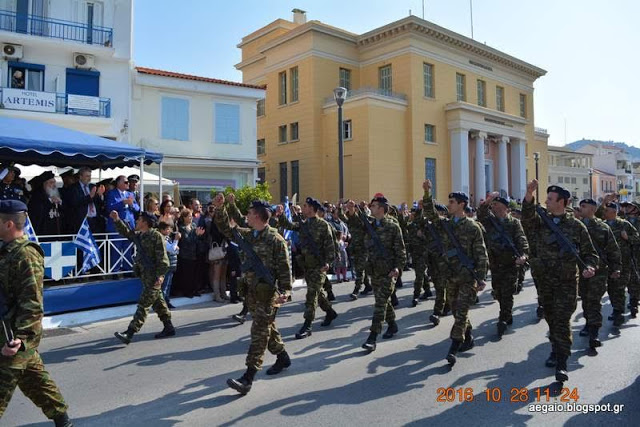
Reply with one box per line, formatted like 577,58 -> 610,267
324,86 -> 408,104
0,87 -> 111,118
0,9 -> 112,46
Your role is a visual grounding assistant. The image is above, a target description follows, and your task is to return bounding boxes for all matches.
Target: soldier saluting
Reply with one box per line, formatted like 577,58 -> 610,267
521,180 -> 598,383
0,200 -> 73,426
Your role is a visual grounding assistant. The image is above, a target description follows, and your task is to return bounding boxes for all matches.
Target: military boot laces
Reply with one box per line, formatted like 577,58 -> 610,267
362,332 -> 377,352
321,309 -> 338,327
555,355 -> 569,382
295,320 -> 313,339
429,313 -> 440,326
545,351 -> 557,368
114,328 -> 134,345
588,326 -> 602,349
446,339 -> 462,366
266,351 -> 291,375
382,321 -> 398,339
459,327 -> 474,352
579,324 -> 589,337
227,368 -> 257,395
154,321 -> 176,339
54,412 -> 73,427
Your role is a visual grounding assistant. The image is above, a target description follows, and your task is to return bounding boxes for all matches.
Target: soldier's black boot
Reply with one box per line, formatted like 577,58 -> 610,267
588,326 -> 602,349
630,299 -> 638,318
155,320 -> 176,339
391,291 -> 399,307
233,304 -> 249,324
497,320 -> 507,337
555,354 -> 569,382
545,351 -> 557,368
227,367 -> 257,395
612,310 -> 624,327
266,350 -> 291,375
382,321 -> 398,339
54,412 -> 73,427
295,320 -> 313,339
360,283 -> 373,296
114,328 -> 135,345
459,327 -> 474,352
536,305 -> 545,319
446,339 -> 462,366
321,308 -> 338,327
429,312 -> 440,326
412,291 -> 420,307
579,324 -> 589,336
350,284 -> 360,300
362,332 -> 377,352
327,289 -> 336,302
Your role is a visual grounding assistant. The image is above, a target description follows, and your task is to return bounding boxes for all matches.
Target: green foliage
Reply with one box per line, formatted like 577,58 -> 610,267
212,183 -> 273,213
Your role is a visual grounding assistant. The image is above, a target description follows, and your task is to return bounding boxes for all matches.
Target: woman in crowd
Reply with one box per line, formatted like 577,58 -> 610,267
200,203 -> 229,302
144,197 -> 160,219
174,208 -> 205,298
158,199 -> 176,230
158,221 -> 180,308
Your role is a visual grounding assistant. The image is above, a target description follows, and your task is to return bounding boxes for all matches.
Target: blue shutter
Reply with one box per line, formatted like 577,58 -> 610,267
66,68 -> 100,96
425,158 -> 436,196
161,97 -> 189,141
215,103 -> 240,144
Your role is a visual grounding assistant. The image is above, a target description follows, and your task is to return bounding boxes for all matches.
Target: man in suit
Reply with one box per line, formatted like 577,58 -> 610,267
106,175 -> 140,272
64,167 -> 105,234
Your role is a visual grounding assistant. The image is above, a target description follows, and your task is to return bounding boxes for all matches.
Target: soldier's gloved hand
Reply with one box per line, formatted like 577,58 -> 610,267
610,270 -> 621,279
582,267 -> 596,278
477,280 -> 487,291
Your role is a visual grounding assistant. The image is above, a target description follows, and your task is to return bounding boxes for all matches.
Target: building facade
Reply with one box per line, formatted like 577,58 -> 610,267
575,142 -> 635,201
131,67 -> 265,203
547,145 -> 593,204
0,0 -> 132,139
237,10 -> 548,204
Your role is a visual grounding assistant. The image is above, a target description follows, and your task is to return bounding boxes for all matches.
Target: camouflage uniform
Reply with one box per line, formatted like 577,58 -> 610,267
340,210 -> 370,295
278,215 -> 335,322
0,236 -> 69,420
215,207 -> 292,371
115,220 -> 170,332
477,203 -> 529,325
625,215 -> 640,314
407,218 -> 428,299
423,191 -> 488,343
578,217 -> 621,330
521,199 -> 598,359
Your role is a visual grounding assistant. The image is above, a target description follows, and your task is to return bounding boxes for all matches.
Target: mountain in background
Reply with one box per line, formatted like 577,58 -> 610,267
563,139 -> 640,159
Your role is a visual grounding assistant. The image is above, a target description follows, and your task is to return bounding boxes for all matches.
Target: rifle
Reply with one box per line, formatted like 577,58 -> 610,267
0,287 -> 17,348
441,220 -> 481,282
487,215 -> 525,260
130,233 -> 155,271
425,221 -> 446,256
355,206 -> 389,259
536,205 -> 588,270
299,221 -> 321,259
231,228 -> 275,287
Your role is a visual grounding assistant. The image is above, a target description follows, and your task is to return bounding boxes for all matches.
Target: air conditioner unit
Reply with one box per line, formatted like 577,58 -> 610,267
73,52 -> 95,69
2,43 -> 23,59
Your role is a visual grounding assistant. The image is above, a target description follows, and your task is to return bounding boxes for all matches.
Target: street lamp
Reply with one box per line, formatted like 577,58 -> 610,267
533,152 -> 540,197
588,168 -> 593,199
334,87 -> 348,200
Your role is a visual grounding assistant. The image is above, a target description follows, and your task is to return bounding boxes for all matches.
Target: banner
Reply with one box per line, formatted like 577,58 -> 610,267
2,88 -> 56,113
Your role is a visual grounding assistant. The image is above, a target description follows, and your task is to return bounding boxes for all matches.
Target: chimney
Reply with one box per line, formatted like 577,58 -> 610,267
292,8 -> 307,24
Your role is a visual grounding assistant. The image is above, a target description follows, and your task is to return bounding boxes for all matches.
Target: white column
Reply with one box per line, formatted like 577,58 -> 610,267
473,132 -> 487,205
449,128 -> 470,195
498,136 -> 509,197
510,138 -> 527,200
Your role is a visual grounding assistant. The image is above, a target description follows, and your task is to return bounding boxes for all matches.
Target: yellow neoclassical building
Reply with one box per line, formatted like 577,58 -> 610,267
237,10 -> 549,205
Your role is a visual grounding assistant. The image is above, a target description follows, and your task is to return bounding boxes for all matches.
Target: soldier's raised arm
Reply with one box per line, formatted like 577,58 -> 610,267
213,193 -> 250,240
226,193 -> 247,227
110,210 -> 136,239
276,205 -> 301,231
422,180 -> 440,223
521,180 -> 541,233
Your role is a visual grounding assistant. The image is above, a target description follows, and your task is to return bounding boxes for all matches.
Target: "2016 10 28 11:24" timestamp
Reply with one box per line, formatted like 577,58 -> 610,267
436,387 -> 580,403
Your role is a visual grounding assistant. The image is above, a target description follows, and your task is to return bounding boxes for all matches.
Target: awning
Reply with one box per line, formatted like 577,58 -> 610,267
0,116 -> 163,167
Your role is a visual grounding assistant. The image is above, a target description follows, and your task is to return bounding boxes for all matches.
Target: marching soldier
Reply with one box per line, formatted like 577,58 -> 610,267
212,194 -> 292,395
619,201 -> 640,318
407,207 -> 429,307
424,203 -> 451,325
276,197 -> 337,339
339,200 -> 372,299
477,192 -> 529,337
0,200 -> 73,426
111,211 -> 174,344
422,180 -> 488,366
577,198 -> 621,350
521,181 -> 598,382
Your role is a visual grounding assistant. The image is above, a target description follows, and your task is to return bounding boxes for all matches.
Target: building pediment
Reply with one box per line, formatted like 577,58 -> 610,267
445,102 -> 527,139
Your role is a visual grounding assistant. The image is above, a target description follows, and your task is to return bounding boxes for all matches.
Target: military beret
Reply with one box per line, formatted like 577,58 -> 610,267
547,185 -> 571,200
60,168 -> 76,178
0,199 -> 27,214
448,192 -> 469,203
435,203 -> 448,214
493,196 -> 509,207
371,195 -> 389,205
250,200 -> 271,210
464,206 -> 473,214
605,202 -> 618,210
139,212 -> 157,227
579,198 -> 597,206
97,178 -> 114,187
305,197 -> 322,210
127,174 -> 140,182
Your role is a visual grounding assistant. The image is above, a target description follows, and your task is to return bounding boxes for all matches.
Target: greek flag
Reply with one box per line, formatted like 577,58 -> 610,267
73,218 -> 101,274
24,215 -> 39,244
283,196 -> 293,240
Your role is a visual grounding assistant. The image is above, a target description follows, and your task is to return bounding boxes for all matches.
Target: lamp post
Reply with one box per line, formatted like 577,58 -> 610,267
533,152 -> 540,197
588,168 -> 593,199
333,87 -> 348,200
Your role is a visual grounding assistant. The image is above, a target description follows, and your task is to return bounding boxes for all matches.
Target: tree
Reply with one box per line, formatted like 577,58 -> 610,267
213,183 -> 273,213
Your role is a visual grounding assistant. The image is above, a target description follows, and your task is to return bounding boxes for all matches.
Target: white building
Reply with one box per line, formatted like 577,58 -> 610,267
131,67 -> 265,203
547,146 -> 593,203
576,142 -> 634,201
0,0 -> 132,139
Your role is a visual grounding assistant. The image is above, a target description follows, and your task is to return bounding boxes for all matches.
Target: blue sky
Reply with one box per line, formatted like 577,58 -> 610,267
134,0 -> 639,148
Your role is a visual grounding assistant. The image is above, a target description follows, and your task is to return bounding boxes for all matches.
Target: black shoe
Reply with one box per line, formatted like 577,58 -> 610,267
360,285 -> 372,296
321,309 -> 338,327
266,351 -> 291,375
536,305 -> 545,319
396,281 -> 404,288
167,302 -> 176,309
459,327 -> 474,352
632,307 -> 638,319
391,292 -> 399,307
350,285 -> 360,300
475,296 -> 479,304
411,298 -> 418,307
516,282 -> 523,294
382,322 -> 398,339
429,313 -> 440,326
506,317 -> 513,326
327,291 -> 336,302
442,306 -> 451,317
579,324 -> 589,337
588,326 -> 602,349
446,339 -> 462,366
227,368 -> 257,395
114,329 -> 134,345
545,351 -> 557,368
362,332 -> 377,351
497,320 -> 507,337
295,320 -> 313,339
232,314 -> 246,324
154,321 -> 176,339
613,311 -> 624,327
555,355 -> 569,382
54,412 -> 73,427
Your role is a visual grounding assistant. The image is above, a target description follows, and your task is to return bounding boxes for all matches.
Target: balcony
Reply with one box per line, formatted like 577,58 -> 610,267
0,87 -> 110,118
0,9 -> 112,46
323,87 -> 408,105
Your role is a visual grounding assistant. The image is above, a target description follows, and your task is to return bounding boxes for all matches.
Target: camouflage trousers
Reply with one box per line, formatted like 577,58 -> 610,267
628,262 -> 640,307
579,272 -> 607,328
352,252 -> 369,288
0,353 -> 68,419
517,265 -> 526,284
447,278 -> 477,341
412,251 -> 428,297
491,266 -> 518,322
538,272 -> 578,357
245,282 -> 285,371
128,282 -> 171,333
303,269 -> 331,321
428,255 -> 448,315
607,266 -> 630,314
370,274 -> 396,334
529,259 -> 544,307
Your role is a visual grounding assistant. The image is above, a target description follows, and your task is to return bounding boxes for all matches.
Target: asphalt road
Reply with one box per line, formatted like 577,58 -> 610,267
3,272 -> 639,426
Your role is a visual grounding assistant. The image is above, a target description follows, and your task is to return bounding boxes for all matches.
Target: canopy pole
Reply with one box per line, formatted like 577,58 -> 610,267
139,156 -> 145,209
159,162 -> 163,202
